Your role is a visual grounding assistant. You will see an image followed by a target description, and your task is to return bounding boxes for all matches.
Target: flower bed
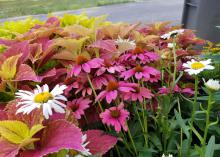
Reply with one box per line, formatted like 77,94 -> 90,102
0,14 -> 220,157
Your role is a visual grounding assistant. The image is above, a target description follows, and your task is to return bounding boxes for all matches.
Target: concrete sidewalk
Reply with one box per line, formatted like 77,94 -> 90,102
0,0 -> 184,24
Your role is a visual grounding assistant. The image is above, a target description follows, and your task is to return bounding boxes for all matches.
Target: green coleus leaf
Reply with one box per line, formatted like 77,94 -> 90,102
0,54 -> 20,80
0,120 -> 44,145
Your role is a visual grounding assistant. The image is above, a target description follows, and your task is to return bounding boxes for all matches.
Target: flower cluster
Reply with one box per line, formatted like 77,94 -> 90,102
0,14 -> 219,157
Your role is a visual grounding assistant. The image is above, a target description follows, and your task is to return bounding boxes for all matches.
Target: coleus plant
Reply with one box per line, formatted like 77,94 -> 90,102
0,13 -> 219,157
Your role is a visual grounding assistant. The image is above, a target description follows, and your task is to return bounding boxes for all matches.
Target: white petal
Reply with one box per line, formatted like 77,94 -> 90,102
36,85 -> 42,93
43,105 -> 49,119
52,99 -> 66,108
54,95 -> 67,101
43,84 -> 49,92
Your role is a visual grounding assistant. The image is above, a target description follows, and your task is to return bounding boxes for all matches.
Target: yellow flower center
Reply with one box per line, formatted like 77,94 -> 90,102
191,62 -> 205,70
34,92 -> 53,103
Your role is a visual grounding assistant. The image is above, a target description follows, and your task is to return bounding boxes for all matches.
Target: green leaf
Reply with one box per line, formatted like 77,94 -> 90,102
205,136 -> 215,157
174,110 -> 190,139
0,92 -> 14,102
0,120 -> 44,146
149,133 -> 162,151
0,54 -> 20,80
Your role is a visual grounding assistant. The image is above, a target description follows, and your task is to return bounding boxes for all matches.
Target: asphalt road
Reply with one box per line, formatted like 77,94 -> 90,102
0,0 -> 184,24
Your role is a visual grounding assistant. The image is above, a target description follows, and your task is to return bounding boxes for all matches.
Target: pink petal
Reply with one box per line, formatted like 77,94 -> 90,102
82,63 -> 91,73
71,65 -> 81,76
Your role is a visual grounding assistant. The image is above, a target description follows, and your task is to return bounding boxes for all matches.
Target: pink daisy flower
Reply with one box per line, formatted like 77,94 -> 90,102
96,60 -> 125,76
65,74 -> 92,97
158,85 -> 194,95
67,98 -> 91,119
100,103 -> 129,133
123,86 -> 154,102
121,65 -> 160,81
96,80 -> 135,104
92,74 -> 115,90
120,47 -> 159,64
71,55 -> 103,76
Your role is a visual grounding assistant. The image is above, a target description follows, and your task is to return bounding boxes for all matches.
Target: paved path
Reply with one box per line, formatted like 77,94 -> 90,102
0,0 -> 184,24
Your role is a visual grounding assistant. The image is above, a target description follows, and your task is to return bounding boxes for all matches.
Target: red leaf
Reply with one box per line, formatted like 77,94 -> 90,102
85,130 -> 117,156
0,110 -> 7,120
5,100 -> 43,128
15,64 -> 39,82
0,139 -> 19,157
3,41 -> 30,64
22,120 -> 84,157
90,40 -> 117,53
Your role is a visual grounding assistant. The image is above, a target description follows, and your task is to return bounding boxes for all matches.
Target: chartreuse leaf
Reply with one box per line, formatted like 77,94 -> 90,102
29,124 -> 45,137
0,54 -> 20,80
0,120 -> 44,145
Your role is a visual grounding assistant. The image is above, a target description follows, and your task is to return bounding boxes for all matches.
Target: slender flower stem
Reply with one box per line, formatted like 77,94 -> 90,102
178,97 -> 183,157
115,145 -> 121,157
127,123 -> 138,156
202,90 -> 213,153
141,80 -> 148,147
86,74 -> 104,112
133,102 -> 148,146
120,132 -> 135,156
187,76 -> 199,155
172,38 -> 177,90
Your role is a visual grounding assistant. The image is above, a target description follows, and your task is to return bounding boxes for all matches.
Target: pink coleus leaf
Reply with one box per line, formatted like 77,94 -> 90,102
0,110 -> 8,120
21,120 -> 84,157
5,100 -> 43,128
0,139 -> 19,157
3,41 -> 30,64
0,39 -> 17,47
37,68 -> 56,82
45,17 -> 60,27
90,40 -> 117,53
85,130 -> 117,156
14,64 -> 39,82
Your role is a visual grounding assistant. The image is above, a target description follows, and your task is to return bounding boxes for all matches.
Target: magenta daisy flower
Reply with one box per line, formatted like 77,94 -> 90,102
92,74 -> 115,90
123,86 -> 154,102
158,85 -> 194,95
71,55 -> 103,76
100,103 -> 129,133
96,60 -> 125,76
96,80 -> 135,103
65,74 -> 92,97
121,65 -> 160,81
67,97 -> 91,119
120,47 -> 159,64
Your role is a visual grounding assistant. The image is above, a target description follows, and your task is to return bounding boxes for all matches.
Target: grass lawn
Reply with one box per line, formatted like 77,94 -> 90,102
0,0 -> 135,19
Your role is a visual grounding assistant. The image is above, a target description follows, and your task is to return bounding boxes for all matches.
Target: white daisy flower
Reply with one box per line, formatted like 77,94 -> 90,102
182,59 -> 215,75
161,29 -> 184,39
15,84 -> 67,119
162,154 -> 173,157
204,79 -> 220,91
115,36 -> 136,53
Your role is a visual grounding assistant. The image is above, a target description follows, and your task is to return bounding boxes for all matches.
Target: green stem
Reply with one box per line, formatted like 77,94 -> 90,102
132,102 -> 147,142
86,74 -> 104,112
172,38 -> 177,90
187,76 -> 199,155
127,123 -> 138,156
202,90 -> 213,152
121,132 -> 135,156
115,145 -> 121,157
178,97 -> 183,157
